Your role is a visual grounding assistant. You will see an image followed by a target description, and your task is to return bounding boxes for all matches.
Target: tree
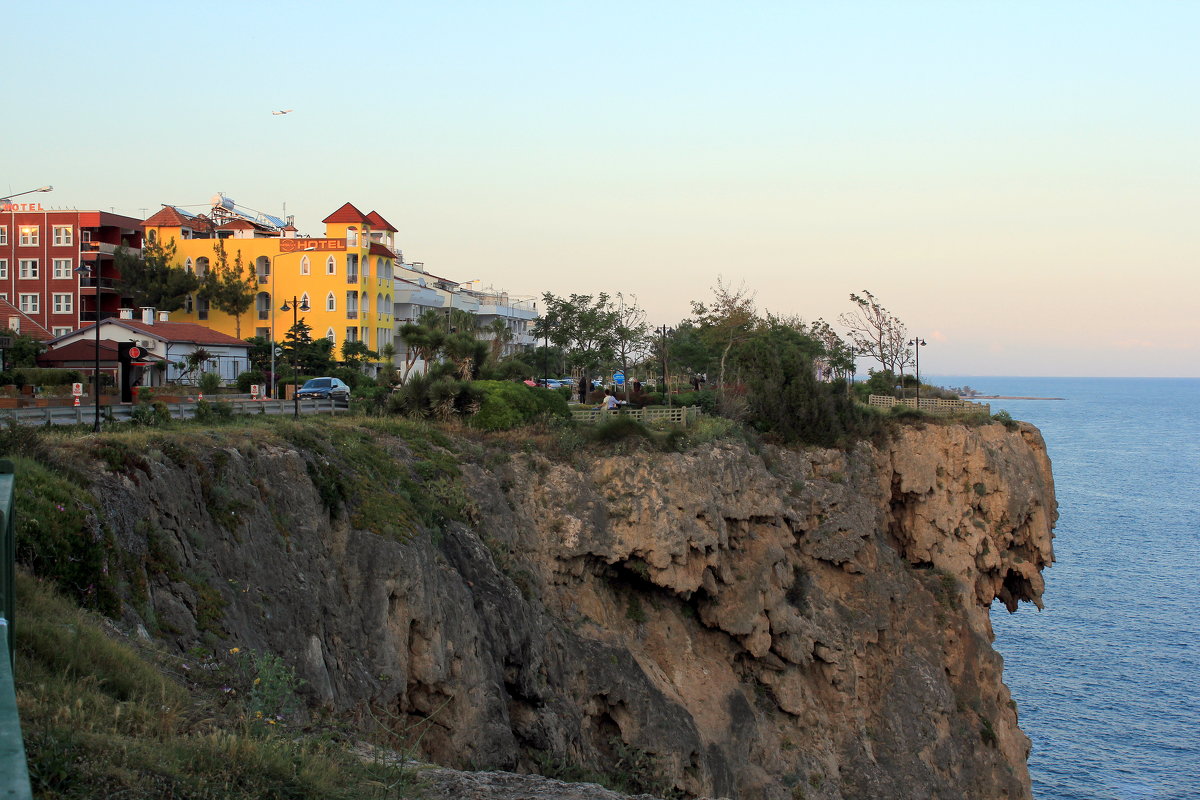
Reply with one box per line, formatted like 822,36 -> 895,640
533,292 -> 621,378
611,293 -> 650,390
282,318 -> 334,376
838,290 -> 911,376
809,318 -> 857,383
397,311 -> 447,380
114,239 -> 199,312
201,241 -> 258,338
0,329 -> 46,369
340,340 -> 379,370
481,318 -> 514,364
689,279 -> 758,409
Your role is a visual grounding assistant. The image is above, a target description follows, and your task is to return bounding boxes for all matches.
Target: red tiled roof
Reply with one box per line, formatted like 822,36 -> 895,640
60,320 -> 250,348
322,202 -> 369,224
0,300 -> 54,341
369,242 -> 397,258
39,339 -> 128,364
142,205 -> 192,228
218,219 -> 257,230
365,210 -> 397,232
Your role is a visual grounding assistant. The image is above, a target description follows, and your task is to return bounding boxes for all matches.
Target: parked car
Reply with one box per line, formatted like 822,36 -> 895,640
296,377 -> 351,400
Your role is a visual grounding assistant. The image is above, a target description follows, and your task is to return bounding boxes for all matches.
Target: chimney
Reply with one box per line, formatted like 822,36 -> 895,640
119,308 -> 134,320
157,310 -> 170,322
141,307 -> 155,325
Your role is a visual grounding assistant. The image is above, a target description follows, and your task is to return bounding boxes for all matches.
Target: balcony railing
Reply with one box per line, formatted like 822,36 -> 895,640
78,277 -> 118,290
346,310 -> 358,320
346,273 -> 359,284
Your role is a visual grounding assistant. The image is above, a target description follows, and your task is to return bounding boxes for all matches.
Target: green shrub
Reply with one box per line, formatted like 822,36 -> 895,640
469,381 -> 567,431
198,372 -> 221,394
130,400 -> 173,427
672,390 -> 718,414
589,416 -> 653,444
13,368 -> 82,387
235,370 -> 265,393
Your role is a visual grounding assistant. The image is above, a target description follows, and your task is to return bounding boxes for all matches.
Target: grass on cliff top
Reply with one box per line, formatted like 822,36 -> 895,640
15,571 -> 420,800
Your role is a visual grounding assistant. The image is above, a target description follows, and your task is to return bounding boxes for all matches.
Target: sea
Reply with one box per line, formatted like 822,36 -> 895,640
926,377 -> 1200,800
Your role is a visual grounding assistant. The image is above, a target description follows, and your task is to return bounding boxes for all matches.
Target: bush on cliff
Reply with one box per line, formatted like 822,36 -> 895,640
469,380 -> 569,431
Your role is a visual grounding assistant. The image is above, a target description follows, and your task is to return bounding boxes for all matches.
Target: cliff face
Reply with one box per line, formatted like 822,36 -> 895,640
89,420 -> 1055,800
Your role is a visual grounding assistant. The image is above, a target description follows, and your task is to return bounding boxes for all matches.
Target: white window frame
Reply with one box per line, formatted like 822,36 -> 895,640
52,326 -> 71,337
53,258 -> 73,279
0,227 -> 7,245
52,293 -> 73,314
0,259 -> 7,279
18,259 -> 38,279
325,327 -> 336,343
18,226 -> 39,246
326,255 -> 336,275
18,294 -> 39,313
326,292 -> 336,312
300,255 -> 311,275
52,225 -> 73,246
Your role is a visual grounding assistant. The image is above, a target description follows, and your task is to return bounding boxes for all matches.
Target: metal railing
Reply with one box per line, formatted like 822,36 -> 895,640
570,405 -> 701,425
0,459 -> 33,798
0,396 -> 348,427
867,395 -> 991,416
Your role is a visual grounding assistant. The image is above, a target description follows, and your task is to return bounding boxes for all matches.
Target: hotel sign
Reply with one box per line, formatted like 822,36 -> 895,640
279,238 -> 345,253
1,202 -> 46,212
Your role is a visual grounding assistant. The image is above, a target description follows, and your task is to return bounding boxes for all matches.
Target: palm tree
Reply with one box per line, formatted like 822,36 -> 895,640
482,318 -> 514,364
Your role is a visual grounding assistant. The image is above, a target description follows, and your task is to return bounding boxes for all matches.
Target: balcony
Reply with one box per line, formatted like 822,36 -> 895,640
346,310 -> 358,320
346,273 -> 359,285
78,276 -> 119,291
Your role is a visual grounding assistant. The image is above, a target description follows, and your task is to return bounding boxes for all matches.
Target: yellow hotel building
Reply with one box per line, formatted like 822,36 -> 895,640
142,196 -> 396,355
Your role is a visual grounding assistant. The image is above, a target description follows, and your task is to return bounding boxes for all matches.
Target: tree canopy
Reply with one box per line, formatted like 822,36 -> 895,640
114,239 -> 199,313
200,241 -> 258,338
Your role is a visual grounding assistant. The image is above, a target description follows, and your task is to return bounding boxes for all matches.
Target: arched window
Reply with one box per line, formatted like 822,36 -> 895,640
255,255 -> 270,283
361,292 -> 369,316
184,257 -> 193,274
300,255 -> 310,275
362,258 -> 370,279
195,256 -> 209,278
256,292 -> 271,320
326,255 -> 336,275
325,328 -> 336,343
326,292 -> 336,312
346,226 -> 358,247
376,293 -> 384,319
147,229 -> 157,244
301,292 -> 311,311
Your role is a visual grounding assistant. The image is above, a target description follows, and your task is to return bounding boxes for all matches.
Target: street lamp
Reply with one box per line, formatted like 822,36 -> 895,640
280,296 -> 311,417
74,246 -> 103,432
0,185 -> 52,206
908,337 -> 927,404
658,325 -> 673,407
269,247 -> 315,398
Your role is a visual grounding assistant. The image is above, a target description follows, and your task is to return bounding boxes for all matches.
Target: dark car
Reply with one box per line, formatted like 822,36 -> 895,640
296,377 -> 351,400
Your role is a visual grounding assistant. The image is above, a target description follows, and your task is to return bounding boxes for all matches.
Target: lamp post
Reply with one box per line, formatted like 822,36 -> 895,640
73,246 -> 104,432
658,325 -> 673,406
269,247 -> 315,398
0,185 -> 53,207
908,337 -> 927,404
280,295 -> 311,417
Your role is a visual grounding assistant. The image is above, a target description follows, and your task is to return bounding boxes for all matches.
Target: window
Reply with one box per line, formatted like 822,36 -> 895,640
346,254 -> 359,283
346,227 -> 358,247
255,327 -> 270,339
326,255 -> 336,275
184,257 -> 193,274
325,328 -> 335,343
53,225 -> 73,246
53,258 -> 73,279
256,256 -> 270,283
301,292 -> 311,310
346,291 -> 358,319
345,327 -> 358,343
361,292 -> 369,316
53,326 -> 71,337
256,292 -> 271,320
195,257 -> 209,278
0,260 -> 7,279
198,296 -> 209,320
19,259 -> 38,279
0,227 -> 6,245
53,293 -> 73,314
18,294 -> 38,313
300,255 -> 310,275
325,292 -> 336,312
19,226 -> 38,246
363,258 -> 370,279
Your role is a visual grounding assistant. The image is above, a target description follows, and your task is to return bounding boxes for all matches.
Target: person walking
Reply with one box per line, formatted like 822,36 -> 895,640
578,376 -> 588,403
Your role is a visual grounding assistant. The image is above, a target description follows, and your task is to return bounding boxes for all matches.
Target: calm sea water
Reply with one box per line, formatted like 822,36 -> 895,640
927,377 -> 1200,800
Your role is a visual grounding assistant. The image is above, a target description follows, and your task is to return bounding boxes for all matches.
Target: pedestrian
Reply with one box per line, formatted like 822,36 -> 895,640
601,390 -> 619,411
578,375 -> 588,403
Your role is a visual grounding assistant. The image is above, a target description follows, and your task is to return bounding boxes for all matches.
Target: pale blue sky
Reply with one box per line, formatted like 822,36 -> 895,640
4,1 -> 1197,376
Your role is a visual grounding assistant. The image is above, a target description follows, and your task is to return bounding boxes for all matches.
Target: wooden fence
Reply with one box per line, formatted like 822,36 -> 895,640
867,395 -> 991,416
570,405 -> 702,425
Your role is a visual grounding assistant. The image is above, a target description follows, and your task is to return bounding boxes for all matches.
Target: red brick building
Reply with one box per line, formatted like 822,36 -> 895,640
0,204 -> 143,337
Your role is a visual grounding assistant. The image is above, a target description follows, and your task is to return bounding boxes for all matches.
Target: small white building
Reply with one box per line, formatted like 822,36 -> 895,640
42,308 -> 252,387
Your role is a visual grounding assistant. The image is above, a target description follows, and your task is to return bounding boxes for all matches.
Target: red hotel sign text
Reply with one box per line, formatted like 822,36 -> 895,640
279,238 -> 346,253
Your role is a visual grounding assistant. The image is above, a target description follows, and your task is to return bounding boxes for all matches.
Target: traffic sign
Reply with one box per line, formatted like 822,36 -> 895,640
128,346 -> 141,359
613,371 -> 625,386
72,382 -> 83,397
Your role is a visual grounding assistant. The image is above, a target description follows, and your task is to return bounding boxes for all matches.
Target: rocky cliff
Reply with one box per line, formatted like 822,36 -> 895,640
86,419 -> 1055,800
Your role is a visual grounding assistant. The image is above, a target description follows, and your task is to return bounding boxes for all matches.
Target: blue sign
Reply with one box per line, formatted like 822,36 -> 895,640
613,371 -> 625,385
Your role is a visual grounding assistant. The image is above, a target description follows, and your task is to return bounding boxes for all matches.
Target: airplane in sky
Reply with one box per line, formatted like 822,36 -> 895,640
271,109 -> 294,115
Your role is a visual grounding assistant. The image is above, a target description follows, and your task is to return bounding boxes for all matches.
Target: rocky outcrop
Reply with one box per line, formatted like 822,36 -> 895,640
89,420 -> 1055,800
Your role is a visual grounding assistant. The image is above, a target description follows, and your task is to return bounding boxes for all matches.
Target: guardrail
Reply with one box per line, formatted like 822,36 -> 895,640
867,395 -> 991,416
570,405 -> 701,425
0,460 -> 34,798
0,397 -> 347,427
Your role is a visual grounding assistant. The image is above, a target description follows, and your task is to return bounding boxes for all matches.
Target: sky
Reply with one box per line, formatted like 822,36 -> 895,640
3,1 -> 1197,377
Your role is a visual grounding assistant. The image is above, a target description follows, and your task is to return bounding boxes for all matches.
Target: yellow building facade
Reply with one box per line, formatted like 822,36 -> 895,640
142,199 -> 396,358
